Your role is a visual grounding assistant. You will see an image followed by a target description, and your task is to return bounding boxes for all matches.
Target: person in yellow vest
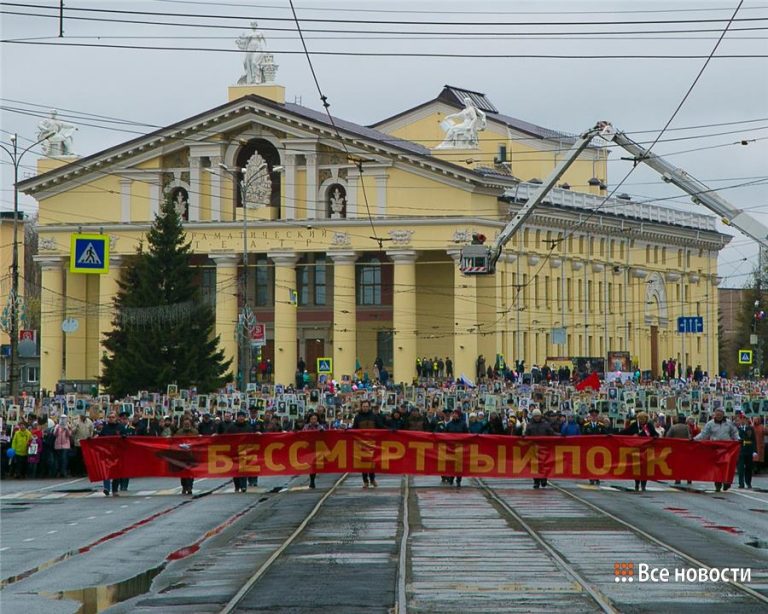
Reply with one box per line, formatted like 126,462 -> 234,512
11,422 -> 33,479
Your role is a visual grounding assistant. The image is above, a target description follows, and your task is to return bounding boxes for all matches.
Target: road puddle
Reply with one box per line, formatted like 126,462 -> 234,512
41,564 -> 164,613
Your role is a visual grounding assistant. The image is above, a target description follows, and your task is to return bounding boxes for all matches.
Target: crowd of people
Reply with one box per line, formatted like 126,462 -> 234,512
1,371 -> 765,495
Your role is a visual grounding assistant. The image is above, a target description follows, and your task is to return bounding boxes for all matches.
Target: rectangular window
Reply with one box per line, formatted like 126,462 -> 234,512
314,258 -> 327,305
588,280 -> 593,311
498,144 -> 507,162
201,265 -> 216,306
618,283 -> 623,314
567,278 -> 573,309
598,281 -> 603,313
534,275 -> 540,308
297,262 -> 310,306
608,282 -> 613,314
522,273 -> 528,302
544,275 -> 550,308
577,280 -> 583,312
26,366 -> 39,383
255,258 -> 269,306
357,260 -> 382,305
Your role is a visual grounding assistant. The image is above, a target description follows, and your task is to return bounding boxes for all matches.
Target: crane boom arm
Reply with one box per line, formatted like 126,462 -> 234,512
488,123 -> 612,266
601,124 -> 768,250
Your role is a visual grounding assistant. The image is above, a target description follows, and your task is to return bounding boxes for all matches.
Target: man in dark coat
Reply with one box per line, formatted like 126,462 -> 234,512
524,408 -> 554,488
352,400 -> 383,488
226,411 -> 255,492
443,409 -> 469,487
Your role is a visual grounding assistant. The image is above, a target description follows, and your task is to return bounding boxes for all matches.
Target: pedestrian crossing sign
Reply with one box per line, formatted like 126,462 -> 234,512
317,357 -> 333,374
738,349 -> 753,365
70,234 -> 109,274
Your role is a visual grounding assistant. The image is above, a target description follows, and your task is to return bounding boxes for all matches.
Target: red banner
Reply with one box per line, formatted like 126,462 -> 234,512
81,432 -> 740,483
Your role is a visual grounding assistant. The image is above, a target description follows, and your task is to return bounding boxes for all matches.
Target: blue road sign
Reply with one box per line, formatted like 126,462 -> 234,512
70,234 -> 109,274
317,357 -> 333,374
676,316 -> 703,334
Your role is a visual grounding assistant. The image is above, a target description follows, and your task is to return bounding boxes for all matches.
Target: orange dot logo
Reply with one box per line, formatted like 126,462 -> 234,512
614,562 -> 634,582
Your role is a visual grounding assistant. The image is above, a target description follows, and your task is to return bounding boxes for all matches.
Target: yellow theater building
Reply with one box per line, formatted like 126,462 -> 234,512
18,72 -> 729,391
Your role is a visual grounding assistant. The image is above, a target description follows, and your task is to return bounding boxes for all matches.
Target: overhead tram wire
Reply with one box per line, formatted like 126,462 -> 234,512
6,8 -> 768,38
551,0 -> 749,249
5,100 -> 768,155
488,1 -> 749,335
287,0 -> 383,249
5,2 -> 768,26
149,0 -> 768,16
7,39 -> 767,59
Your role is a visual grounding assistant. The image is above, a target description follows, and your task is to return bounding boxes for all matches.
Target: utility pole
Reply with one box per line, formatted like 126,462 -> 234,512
1,133 -> 48,398
209,157 -> 272,391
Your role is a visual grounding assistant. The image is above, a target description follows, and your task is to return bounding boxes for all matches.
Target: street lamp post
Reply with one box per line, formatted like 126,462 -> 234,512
0,133 -> 49,398
753,299 -> 764,379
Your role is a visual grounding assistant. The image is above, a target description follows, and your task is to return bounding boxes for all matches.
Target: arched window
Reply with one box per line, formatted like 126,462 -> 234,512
326,184 -> 347,219
235,138 -> 281,213
357,257 -> 382,305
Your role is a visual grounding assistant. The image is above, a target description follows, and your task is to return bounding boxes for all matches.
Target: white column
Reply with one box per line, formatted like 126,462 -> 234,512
212,254 -> 240,377
305,153 -> 318,219
188,157 -> 202,222
388,250 -> 417,384
448,250 -> 478,381
270,251 -> 299,385
283,153 -> 297,220
119,178 -> 132,223
38,257 -> 64,392
210,156 -> 222,221
329,251 -> 358,379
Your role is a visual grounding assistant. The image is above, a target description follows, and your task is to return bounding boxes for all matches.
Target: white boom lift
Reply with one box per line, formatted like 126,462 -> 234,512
460,121 -> 768,275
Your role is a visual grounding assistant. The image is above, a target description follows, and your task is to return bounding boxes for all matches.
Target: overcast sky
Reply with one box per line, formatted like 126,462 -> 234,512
1,0 -> 766,288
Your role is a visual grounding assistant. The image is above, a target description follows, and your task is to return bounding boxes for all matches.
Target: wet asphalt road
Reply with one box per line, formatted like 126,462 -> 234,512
1,473 -> 766,613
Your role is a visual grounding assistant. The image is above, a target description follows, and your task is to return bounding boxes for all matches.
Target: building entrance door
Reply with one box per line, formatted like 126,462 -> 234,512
304,338 -> 325,373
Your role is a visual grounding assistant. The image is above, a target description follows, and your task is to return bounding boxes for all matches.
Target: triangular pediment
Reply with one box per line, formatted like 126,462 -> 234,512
20,94 -> 508,198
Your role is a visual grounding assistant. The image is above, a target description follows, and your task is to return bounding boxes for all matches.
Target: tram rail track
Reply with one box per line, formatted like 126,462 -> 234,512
548,480 -> 768,607
393,476 -> 768,613
476,478 -> 618,613
218,473 -> 350,614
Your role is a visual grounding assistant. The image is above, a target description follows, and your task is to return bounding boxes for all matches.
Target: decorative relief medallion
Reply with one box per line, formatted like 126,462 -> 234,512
331,232 -> 351,246
388,230 -> 414,246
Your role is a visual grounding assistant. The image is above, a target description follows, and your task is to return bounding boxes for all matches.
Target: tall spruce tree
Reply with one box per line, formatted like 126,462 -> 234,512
101,197 -> 231,396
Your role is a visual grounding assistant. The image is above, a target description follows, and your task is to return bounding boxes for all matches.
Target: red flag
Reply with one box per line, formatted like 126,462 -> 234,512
575,371 -> 600,391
